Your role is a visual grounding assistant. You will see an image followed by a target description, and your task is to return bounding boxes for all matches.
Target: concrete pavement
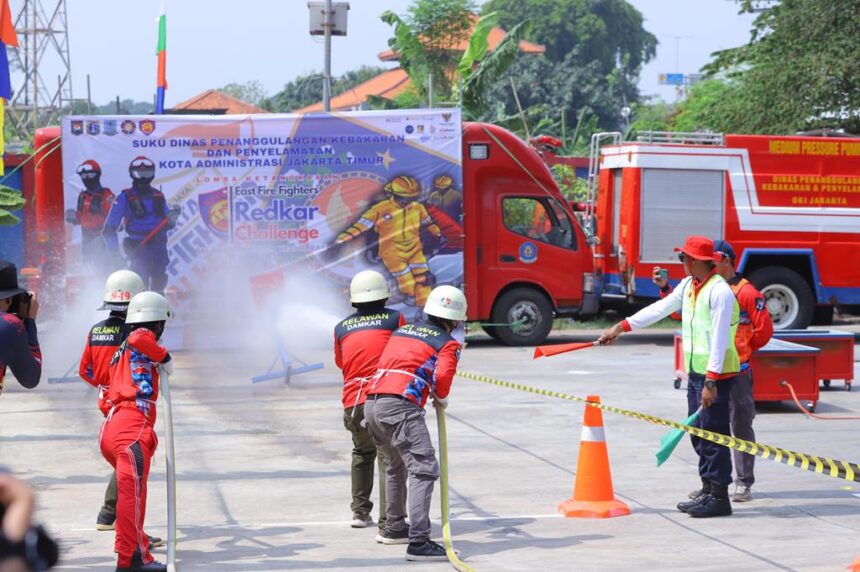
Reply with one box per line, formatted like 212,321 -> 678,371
2,330 -> 859,571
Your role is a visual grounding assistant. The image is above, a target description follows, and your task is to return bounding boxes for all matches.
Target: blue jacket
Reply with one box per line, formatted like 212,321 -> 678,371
103,184 -> 168,251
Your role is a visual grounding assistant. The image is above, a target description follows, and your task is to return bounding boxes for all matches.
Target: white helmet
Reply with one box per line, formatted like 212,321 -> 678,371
424,285 -> 467,321
125,291 -> 172,324
99,270 -> 145,311
350,270 -> 390,303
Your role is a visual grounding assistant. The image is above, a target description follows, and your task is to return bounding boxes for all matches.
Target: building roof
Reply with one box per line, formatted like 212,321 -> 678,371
377,17 -> 545,62
168,89 -> 268,115
295,68 -> 411,114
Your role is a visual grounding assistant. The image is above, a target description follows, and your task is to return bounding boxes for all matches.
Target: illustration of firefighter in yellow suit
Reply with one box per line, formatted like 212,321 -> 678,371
427,175 -> 463,222
335,175 -> 442,306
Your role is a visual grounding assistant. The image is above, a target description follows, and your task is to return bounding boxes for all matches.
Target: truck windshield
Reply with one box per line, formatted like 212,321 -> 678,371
502,197 -> 577,250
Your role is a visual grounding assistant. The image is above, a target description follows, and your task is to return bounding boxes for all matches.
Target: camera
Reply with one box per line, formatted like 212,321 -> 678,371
7,292 -> 32,318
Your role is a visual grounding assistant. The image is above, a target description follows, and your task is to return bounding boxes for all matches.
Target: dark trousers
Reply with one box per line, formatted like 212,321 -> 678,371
101,471 -> 118,515
687,372 -> 738,486
729,369 -> 756,487
343,404 -> 387,528
125,236 -> 169,294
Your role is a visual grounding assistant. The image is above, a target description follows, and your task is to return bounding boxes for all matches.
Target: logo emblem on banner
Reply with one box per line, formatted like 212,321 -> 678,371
139,120 -> 156,136
70,120 -> 84,135
103,120 -> 117,136
198,188 -> 229,236
121,120 -> 136,134
86,121 -> 100,135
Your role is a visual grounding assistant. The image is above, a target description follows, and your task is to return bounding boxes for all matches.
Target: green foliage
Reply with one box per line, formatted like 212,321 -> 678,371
484,0 -> 656,70
382,0 -> 475,99
699,0 -> 860,134
551,164 -> 589,202
460,20 -> 531,119
457,11 -> 498,79
476,0 -> 656,134
0,185 -> 24,227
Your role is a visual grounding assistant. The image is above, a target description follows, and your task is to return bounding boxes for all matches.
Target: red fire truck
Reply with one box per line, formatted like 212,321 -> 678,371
587,131 -> 860,329
29,121 -> 597,345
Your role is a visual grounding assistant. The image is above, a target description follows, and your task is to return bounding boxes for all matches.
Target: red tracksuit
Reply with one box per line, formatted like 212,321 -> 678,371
79,312 -> 127,415
334,308 -> 405,409
99,328 -> 168,568
368,322 -> 461,407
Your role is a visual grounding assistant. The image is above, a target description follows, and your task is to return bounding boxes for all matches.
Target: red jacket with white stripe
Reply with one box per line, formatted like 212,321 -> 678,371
368,322 -> 462,408
79,313 -> 127,415
334,308 -> 405,409
106,328 -> 169,425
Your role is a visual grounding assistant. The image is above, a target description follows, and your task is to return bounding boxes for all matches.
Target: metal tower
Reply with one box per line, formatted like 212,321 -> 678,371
6,0 -> 72,140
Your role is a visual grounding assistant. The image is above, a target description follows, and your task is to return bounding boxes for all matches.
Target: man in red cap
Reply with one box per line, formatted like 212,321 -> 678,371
654,239 -> 773,503
600,235 -> 742,518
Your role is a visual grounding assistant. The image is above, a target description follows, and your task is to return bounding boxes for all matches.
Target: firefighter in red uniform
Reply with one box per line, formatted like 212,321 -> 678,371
66,160 -> 115,269
100,291 -> 173,572
653,239 -> 773,504
79,270 -> 164,552
334,270 -> 405,531
364,285 -> 466,562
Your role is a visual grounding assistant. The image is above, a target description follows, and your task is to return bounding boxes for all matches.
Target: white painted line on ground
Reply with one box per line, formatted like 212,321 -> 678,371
67,513 -> 563,532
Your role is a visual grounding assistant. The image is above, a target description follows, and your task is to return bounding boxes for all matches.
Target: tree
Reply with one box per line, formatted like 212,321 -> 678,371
701,0 -> 860,134
478,0 -> 656,135
221,80 -> 269,107
381,0 -> 476,99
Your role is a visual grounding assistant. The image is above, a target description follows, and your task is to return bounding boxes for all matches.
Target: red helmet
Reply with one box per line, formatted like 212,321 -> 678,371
76,159 -> 101,176
129,156 -> 156,180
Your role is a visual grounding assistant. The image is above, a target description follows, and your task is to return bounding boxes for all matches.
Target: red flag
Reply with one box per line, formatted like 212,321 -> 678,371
533,340 -> 598,359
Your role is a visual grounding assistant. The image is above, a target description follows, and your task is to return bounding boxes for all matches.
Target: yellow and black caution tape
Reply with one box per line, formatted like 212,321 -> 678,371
456,370 -> 860,483
435,403 -> 477,572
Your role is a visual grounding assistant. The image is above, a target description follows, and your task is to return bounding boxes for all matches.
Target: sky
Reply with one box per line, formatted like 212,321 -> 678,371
16,0 -> 757,108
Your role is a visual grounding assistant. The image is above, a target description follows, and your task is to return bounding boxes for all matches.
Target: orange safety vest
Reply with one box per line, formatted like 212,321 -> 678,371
730,278 -> 754,365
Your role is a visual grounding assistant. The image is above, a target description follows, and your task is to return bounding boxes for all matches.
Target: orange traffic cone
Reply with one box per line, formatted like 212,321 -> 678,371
558,395 -> 631,518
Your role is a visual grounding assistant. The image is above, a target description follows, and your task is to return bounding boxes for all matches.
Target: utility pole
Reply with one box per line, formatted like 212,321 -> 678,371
323,0 -> 332,111
308,1 -> 348,113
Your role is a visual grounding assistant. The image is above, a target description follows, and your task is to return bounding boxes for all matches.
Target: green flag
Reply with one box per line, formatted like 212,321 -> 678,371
656,407 -> 702,467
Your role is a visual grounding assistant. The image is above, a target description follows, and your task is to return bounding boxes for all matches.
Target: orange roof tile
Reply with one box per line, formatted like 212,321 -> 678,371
295,68 -> 411,113
378,17 -> 545,62
171,89 -> 268,115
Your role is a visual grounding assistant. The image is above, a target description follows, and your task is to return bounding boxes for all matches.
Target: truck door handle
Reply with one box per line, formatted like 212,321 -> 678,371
500,254 -> 516,262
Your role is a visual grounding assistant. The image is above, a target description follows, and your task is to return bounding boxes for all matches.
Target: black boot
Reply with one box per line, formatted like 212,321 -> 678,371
688,483 -> 732,518
677,479 -> 710,512
115,550 -> 167,572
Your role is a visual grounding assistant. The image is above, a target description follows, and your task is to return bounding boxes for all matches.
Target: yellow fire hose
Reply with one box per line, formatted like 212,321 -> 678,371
435,402 -> 477,572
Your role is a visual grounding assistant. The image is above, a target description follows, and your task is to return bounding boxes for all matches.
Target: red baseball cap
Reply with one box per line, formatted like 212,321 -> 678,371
674,235 -> 721,261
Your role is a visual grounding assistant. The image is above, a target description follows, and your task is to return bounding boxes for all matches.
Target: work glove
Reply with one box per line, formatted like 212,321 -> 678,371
64,209 -> 79,224
160,360 -> 174,377
433,395 -> 449,410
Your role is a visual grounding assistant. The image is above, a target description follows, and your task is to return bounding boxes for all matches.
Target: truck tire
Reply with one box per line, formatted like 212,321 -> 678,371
491,287 -> 554,346
747,266 -> 814,330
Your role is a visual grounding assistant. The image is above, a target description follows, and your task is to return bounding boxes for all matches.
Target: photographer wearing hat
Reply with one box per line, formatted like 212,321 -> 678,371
0,261 -> 42,394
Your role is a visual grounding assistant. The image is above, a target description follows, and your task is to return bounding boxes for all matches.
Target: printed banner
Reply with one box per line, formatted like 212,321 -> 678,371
61,110 -> 464,330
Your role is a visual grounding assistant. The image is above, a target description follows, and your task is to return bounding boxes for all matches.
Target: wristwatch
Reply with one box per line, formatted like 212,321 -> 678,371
704,379 -> 716,390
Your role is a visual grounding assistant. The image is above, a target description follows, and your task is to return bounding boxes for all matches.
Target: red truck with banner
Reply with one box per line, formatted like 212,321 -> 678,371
586,131 -> 860,329
29,117 -> 596,346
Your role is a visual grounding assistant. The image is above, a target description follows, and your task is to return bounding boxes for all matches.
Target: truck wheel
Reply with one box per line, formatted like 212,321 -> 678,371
491,288 -> 554,346
748,267 -> 814,330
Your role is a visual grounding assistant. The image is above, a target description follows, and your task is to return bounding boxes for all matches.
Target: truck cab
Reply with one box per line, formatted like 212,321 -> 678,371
462,122 -> 596,345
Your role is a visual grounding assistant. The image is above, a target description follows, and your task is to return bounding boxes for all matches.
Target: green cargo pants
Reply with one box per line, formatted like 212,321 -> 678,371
343,404 -> 388,529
